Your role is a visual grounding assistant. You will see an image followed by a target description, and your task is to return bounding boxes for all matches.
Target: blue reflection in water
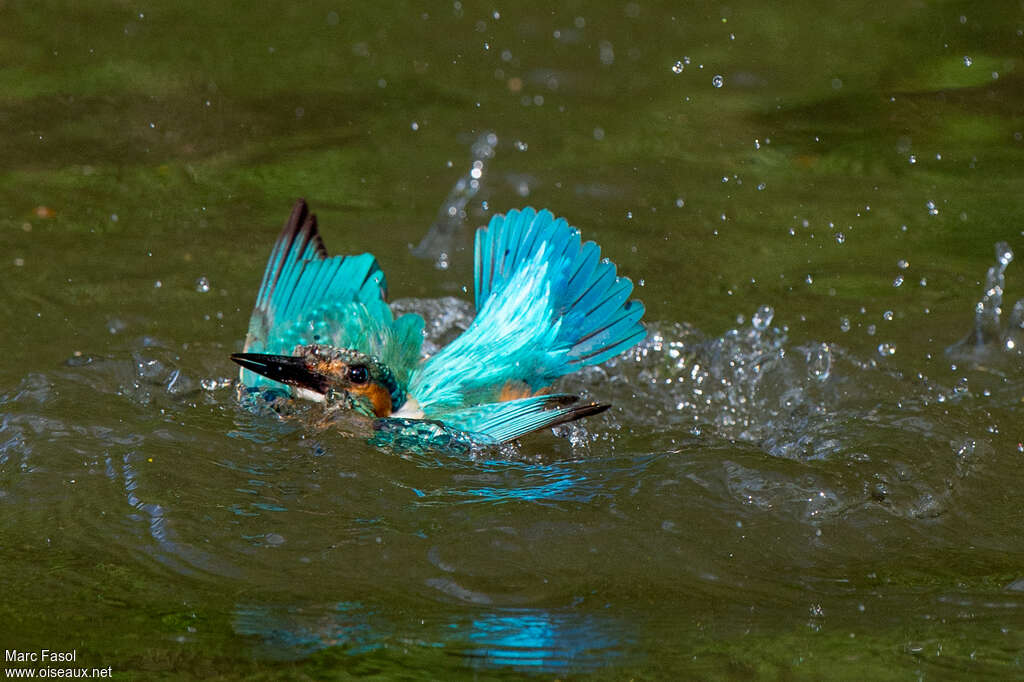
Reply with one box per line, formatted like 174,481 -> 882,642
234,602 -> 384,660
463,609 -> 624,671
107,452 -> 243,579
413,455 -> 659,508
465,466 -> 581,503
233,601 -> 628,672
422,460 -> 624,505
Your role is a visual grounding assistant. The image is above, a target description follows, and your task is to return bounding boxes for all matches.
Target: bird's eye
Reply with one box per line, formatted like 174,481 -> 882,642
347,365 -> 369,385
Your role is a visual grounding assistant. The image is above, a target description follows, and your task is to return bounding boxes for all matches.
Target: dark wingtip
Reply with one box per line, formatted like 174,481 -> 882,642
566,401 -> 610,420
541,398 -> 610,432
536,394 -> 609,415
277,198 -> 326,259
288,198 -> 308,227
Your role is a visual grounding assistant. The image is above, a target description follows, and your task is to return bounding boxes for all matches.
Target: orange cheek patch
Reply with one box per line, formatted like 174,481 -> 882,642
350,383 -> 393,417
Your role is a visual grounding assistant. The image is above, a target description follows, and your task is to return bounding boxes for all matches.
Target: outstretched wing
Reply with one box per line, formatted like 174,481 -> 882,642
409,207 -> 645,413
441,394 -> 609,444
373,394 -> 608,449
240,199 -> 423,389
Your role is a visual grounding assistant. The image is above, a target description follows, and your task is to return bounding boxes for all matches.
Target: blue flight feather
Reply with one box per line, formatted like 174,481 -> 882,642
408,207 -> 646,415
439,394 -> 608,445
241,199 -> 423,388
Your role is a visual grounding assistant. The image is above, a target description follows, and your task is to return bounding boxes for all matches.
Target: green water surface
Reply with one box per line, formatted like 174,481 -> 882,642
2,1 -> 1023,679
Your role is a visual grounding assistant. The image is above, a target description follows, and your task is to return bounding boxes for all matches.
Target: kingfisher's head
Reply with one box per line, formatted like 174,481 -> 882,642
231,344 -> 404,417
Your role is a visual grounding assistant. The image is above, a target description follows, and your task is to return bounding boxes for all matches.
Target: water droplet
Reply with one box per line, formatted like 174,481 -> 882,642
926,200 -> 939,215
153,280 -> 162,288
909,155 -> 917,164
839,317 -> 851,332
866,324 -> 876,336
671,60 -> 684,74
626,210 -> 633,219
920,277 -> 928,287
808,343 -> 832,381
805,274 -> 813,285
410,121 -> 420,131
757,182 -> 766,191
963,55 -> 973,67
954,377 -> 969,394
897,259 -> 909,269
996,241 -> 1013,269
877,342 -> 895,357
893,275 -> 904,287
835,232 -> 845,244
711,74 -> 724,88
513,139 -> 528,151
883,310 -> 894,321
195,276 -> 211,293
751,305 -> 774,330
675,197 -> 685,208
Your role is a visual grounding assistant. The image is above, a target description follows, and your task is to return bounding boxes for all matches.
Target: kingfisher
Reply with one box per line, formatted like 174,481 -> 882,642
231,199 -> 645,453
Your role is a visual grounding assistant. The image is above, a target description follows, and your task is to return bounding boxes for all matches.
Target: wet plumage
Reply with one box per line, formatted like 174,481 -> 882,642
232,199 -> 645,451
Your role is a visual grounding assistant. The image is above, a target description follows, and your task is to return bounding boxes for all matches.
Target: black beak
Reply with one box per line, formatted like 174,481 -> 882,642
230,352 -> 330,393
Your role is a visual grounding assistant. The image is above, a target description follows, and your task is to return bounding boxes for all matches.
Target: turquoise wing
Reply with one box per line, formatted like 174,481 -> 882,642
372,395 -> 607,449
409,207 -> 645,413
440,394 -> 608,444
241,199 -> 423,389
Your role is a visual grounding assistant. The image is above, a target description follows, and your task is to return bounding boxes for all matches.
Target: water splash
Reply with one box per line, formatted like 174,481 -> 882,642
948,241 -> 1023,357
412,131 -> 498,269
390,297 -> 475,355
751,304 -> 774,330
